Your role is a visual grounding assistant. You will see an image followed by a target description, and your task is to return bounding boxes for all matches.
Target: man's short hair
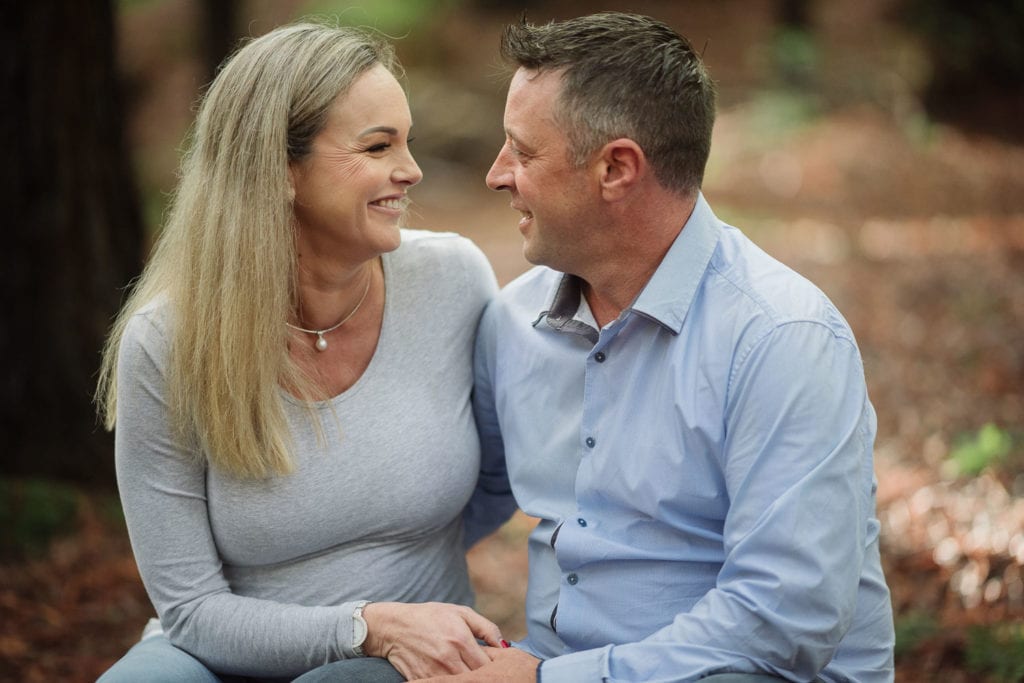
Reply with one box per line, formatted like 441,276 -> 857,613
500,12 -> 716,195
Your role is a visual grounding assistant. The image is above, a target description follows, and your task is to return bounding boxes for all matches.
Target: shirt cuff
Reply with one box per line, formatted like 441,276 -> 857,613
536,645 -> 611,683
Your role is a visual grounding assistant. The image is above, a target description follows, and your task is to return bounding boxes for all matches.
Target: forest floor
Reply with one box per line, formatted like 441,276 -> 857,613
3,1 -> 1024,681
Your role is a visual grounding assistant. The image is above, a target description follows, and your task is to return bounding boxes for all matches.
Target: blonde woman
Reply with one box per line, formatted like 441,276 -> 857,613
96,21 -> 515,683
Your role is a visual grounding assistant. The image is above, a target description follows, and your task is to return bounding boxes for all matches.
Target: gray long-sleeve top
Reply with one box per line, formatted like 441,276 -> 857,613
114,231 -> 512,677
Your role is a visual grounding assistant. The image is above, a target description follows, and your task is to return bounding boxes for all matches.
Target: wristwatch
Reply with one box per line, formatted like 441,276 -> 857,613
352,601 -> 370,656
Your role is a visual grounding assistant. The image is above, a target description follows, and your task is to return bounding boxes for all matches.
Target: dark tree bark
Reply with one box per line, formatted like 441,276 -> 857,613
201,0 -> 240,83
777,0 -> 811,29
772,0 -> 816,90
1,1 -> 144,486
898,0 -> 1024,142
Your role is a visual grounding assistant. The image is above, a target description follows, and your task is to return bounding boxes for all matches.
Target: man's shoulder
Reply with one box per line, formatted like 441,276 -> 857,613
476,265 -> 559,340
706,225 -> 851,337
495,265 -> 559,307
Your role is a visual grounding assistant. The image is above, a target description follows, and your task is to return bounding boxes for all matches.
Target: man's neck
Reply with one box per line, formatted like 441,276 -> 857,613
581,261 -> 657,329
578,193 -> 697,329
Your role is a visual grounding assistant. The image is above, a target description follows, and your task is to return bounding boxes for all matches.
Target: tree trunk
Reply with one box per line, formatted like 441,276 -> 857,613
1,1 -> 144,486
201,0 -> 239,82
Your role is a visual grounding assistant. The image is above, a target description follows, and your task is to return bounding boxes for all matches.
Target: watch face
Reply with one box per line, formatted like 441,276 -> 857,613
353,602 -> 369,652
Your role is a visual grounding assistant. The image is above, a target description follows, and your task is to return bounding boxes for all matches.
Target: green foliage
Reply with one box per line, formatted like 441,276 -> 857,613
118,0 -> 162,9
299,0 -> 460,34
0,478 -> 80,560
966,622 -> 1024,682
894,611 -> 939,660
948,423 -> 1013,476
771,27 -> 818,87
746,90 -> 821,144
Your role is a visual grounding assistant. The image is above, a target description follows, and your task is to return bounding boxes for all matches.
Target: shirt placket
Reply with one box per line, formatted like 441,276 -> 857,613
553,315 -> 623,643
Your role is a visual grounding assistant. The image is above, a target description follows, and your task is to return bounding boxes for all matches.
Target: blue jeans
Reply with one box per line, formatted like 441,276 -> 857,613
699,677 -> 784,682
96,635 -> 405,682
701,676 -> 820,682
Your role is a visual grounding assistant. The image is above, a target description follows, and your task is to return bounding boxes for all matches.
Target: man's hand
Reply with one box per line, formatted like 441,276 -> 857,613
361,602 -> 503,680
411,646 -> 541,682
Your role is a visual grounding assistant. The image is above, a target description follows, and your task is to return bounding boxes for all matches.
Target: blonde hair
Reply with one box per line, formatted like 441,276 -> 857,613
96,22 -> 398,478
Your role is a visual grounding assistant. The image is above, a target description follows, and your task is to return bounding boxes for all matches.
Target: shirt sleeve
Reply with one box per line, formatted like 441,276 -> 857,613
540,320 -> 879,682
462,299 -> 518,548
114,313 -> 361,678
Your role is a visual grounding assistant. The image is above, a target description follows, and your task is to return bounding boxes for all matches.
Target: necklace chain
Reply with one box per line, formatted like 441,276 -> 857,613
287,268 -> 373,352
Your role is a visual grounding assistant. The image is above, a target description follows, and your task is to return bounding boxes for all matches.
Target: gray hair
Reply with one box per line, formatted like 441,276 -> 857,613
500,12 -> 716,194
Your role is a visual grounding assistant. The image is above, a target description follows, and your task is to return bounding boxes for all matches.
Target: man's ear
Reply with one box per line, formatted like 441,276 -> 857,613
594,138 -> 644,201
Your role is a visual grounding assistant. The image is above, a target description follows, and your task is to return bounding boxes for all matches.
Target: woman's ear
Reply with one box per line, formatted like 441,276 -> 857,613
594,138 -> 644,202
286,165 -> 297,203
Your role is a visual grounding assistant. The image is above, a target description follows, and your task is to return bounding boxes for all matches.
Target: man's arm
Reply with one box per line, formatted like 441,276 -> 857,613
462,301 -> 518,548
541,322 -> 880,682
411,646 -> 541,682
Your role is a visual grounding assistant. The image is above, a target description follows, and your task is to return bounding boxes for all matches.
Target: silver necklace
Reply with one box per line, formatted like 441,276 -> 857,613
287,269 -> 372,352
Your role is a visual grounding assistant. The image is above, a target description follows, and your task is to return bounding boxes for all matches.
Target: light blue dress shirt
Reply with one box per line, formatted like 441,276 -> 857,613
471,195 -> 895,682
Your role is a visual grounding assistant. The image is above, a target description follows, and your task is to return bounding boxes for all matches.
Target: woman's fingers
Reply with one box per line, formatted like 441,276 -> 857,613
457,605 -> 504,648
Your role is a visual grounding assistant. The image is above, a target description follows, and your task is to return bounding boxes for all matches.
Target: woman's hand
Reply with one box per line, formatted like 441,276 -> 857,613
361,602 -> 504,680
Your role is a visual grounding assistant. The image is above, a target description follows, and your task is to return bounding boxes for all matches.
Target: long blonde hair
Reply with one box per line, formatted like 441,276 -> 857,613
96,22 -> 398,478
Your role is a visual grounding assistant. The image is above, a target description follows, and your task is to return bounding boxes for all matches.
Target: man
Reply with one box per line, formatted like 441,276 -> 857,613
453,12 -> 895,683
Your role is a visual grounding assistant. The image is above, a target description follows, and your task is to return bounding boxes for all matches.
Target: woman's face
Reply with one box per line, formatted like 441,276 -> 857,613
290,64 -> 422,265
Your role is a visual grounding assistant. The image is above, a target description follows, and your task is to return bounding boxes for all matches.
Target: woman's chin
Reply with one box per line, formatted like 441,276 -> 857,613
379,223 -> 404,252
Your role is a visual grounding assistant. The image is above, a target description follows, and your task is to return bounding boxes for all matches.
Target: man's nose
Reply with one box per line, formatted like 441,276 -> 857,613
485,143 -> 513,192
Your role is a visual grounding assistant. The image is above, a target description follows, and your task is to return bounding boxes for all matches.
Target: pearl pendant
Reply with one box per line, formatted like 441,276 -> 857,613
315,334 -> 328,352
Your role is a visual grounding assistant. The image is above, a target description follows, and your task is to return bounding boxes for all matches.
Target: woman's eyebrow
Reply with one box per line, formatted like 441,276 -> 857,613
358,125 -> 399,137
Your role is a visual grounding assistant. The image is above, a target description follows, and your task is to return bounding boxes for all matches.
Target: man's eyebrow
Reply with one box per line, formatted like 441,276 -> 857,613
509,134 -> 540,157
358,126 -> 399,137
505,129 -> 528,147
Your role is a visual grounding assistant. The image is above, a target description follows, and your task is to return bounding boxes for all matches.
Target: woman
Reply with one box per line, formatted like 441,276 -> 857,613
95,21 -> 515,682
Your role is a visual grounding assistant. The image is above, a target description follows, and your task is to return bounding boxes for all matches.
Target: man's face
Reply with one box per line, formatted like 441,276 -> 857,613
486,68 -> 596,272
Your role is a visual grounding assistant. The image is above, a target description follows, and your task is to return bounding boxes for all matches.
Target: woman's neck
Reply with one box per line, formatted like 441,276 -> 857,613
292,257 -> 378,331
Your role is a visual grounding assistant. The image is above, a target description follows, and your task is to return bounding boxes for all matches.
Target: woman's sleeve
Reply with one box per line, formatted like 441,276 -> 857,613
114,313 -> 361,678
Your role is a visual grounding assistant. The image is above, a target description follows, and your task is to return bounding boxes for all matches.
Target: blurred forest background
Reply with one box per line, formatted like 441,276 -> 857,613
2,0 -> 1023,681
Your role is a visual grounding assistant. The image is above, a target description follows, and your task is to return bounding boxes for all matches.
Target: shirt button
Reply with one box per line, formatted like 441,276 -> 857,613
585,437 -> 596,448
577,518 -> 587,527
594,351 -> 606,363
567,573 -> 579,585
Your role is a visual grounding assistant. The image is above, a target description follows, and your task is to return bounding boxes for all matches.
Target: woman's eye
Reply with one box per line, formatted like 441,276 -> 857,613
366,143 -> 390,153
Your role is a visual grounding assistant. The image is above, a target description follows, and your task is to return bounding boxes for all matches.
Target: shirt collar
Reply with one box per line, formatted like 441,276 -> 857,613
535,192 -> 721,338
533,274 -> 599,344
630,192 -> 721,334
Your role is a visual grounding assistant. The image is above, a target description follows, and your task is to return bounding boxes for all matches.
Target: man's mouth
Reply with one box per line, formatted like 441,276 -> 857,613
511,203 -> 533,220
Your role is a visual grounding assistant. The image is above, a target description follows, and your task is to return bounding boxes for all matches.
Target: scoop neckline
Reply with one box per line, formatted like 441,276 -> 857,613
280,251 -> 394,408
